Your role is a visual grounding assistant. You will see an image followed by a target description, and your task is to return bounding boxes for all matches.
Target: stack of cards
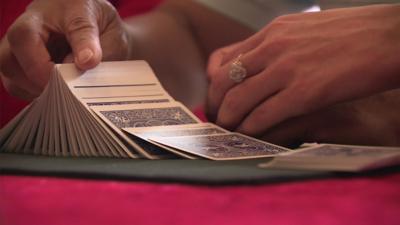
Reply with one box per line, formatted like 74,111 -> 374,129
0,61 -> 291,160
259,144 -> 400,172
124,123 -> 290,160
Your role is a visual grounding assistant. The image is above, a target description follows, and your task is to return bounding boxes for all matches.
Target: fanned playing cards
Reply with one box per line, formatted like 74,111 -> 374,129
0,61 -> 290,160
1,60 -> 399,170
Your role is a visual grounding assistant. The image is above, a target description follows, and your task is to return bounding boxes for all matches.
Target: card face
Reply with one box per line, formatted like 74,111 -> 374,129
124,124 -> 224,159
91,102 -> 200,129
151,133 -> 291,160
59,61 -> 172,104
259,144 -> 400,172
123,123 -> 228,159
100,107 -> 196,128
291,144 -> 400,158
60,61 -> 162,85
1,61 -> 297,161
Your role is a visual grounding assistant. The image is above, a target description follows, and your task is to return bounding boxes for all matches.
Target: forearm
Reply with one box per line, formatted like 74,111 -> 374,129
124,9 -> 206,108
122,0 -> 253,108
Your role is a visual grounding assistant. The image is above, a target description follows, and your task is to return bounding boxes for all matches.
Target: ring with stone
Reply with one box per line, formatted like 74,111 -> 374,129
229,54 -> 247,83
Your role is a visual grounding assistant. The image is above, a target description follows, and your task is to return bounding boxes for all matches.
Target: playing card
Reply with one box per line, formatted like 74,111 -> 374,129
60,61 -> 172,103
259,144 -> 400,172
91,102 -> 200,129
151,133 -> 291,160
123,123 -> 227,159
1,60 -> 295,162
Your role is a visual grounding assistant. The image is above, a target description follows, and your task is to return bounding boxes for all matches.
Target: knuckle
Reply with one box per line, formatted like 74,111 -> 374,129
65,16 -> 96,34
270,55 -> 297,76
206,67 -> 216,82
207,50 -> 223,78
206,66 -> 213,81
267,16 -> 289,31
100,0 -> 119,21
208,49 -> 220,64
278,54 -> 297,67
261,37 -> 293,55
274,14 -> 296,22
7,21 -> 34,46
263,58 -> 295,85
209,72 -> 225,93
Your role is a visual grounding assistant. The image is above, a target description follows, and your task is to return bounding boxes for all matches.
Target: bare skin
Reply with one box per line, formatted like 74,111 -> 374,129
1,0 -> 400,146
0,0 -> 252,107
206,4 -> 400,137
262,89 -> 400,147
124,0 -> 253,107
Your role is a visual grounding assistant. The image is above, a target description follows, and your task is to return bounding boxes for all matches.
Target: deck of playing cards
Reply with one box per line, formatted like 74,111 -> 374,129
0,61 -> 290,160
259,144 -> 400,172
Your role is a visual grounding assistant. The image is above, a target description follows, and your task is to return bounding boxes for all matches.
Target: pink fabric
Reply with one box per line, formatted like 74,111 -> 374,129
1,2 -> 399,225
1,174 -> 399,225
0,0 -> 163,128
0,0 -> 31,128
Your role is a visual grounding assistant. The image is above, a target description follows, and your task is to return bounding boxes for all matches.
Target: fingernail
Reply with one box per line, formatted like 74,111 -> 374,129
77,48 -> 93,64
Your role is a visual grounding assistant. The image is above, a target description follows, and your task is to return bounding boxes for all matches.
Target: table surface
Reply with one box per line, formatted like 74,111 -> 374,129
1,2 -> 399,225
1,172 -> 399,225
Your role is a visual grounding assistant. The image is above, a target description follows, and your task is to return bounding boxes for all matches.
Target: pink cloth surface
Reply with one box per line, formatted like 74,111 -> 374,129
1,173 -> 399,225
1,2 -> 399,225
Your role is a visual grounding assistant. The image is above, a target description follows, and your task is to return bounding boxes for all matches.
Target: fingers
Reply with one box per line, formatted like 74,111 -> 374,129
206,44 -> 238,121
0,48 -> 41,99
206,42 -> 269,121
1,75 -> 37,100
237,89 -> 303,136
6,13 -> 54,89
219,30 -> 265,66
260,116 -> 310,148
62,2 -> 102,70
215,67 -> 287,130
1,0 -> 111,100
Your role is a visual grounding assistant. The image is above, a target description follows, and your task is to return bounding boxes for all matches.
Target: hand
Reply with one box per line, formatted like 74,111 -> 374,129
0,0 -> 130,99
206,4 -> 400,137
260,89 -> 400,148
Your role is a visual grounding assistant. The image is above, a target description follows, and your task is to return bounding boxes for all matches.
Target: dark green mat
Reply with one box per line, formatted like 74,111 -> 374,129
0,153 -> 332,185
1,153 -> 398,185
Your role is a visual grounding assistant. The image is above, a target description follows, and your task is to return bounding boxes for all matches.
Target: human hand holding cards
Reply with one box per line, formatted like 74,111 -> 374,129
0,61 -> 290,160
1,61 -> 399,172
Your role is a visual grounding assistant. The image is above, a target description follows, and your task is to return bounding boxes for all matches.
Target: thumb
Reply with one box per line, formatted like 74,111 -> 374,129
63,13 -> 102,70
